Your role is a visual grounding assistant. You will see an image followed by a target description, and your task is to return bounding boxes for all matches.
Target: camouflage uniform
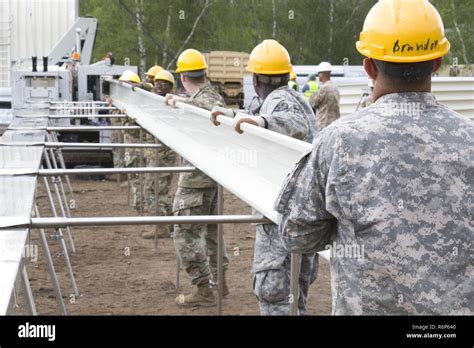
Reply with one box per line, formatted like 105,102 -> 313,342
173,82 -> 230,286
276,92 -> 473,315
122,117 -> 142,211
251,86 -> 319,315
309,80 -> 340,130
143,133 -> 177,216
111,109 -> 125,168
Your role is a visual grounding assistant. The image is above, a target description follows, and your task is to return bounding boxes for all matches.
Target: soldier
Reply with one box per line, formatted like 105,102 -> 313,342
112,70 -> 142,176
164,49 -> 230,307
141,65 -> 163,92
309,62 -> 340,129
154,69 -> 175,96
141,69 -> 178,239
212,40 -> 318,315
275,0 -> 472,315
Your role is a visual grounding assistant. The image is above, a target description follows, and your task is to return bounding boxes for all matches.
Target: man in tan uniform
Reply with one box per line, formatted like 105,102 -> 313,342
165,49 -> 230,307
309,62 -> 340,129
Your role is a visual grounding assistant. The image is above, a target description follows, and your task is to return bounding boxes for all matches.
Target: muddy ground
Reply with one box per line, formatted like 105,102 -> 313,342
11,176 -> 331,315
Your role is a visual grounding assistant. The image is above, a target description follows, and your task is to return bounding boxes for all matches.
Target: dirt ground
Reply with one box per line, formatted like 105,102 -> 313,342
11,176 -> 331,316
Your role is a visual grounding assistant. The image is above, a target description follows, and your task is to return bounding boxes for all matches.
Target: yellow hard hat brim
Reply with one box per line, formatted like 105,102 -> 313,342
246,66 -> 292,75
356,39 -> 450,63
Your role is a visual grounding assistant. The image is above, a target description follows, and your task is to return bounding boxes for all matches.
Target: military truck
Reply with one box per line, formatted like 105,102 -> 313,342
204,51 -> 250,108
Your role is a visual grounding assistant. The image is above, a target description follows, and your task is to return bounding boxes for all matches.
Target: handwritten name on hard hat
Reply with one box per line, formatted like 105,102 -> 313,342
393,38 -> 439,53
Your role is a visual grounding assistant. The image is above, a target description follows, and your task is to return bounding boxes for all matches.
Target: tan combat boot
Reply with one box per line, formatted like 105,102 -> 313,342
175,283 -> 216,307
140,226 -> 170,239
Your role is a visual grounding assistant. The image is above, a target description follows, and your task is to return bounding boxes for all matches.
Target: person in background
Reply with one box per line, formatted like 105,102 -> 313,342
302,73 -> 319,99
309,62 -> 340,129
288,69 -> 299,92
140,69 -> 178,240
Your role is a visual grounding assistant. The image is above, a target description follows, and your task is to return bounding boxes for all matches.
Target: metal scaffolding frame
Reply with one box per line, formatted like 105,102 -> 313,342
0,97 -> 284,316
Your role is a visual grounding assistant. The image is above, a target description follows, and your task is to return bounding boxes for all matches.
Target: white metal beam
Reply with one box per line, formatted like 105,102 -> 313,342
109,80 -> 311,224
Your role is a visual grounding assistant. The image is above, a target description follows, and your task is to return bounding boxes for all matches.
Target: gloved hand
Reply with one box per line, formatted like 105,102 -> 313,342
233,112 -> 265,134
210,106 -> 235,126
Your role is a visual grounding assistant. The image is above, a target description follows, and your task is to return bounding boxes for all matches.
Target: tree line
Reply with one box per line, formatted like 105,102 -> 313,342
80,0 -> 473,74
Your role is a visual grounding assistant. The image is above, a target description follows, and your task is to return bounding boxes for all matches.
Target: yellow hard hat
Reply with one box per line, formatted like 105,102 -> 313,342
146,65 -> 163,77
154,69 -> 175,85
118,70 -> 141,83
290,69 -> 297,80
356,0 -> 450,63
175,49 -> 207,73
246,39 -> 292,75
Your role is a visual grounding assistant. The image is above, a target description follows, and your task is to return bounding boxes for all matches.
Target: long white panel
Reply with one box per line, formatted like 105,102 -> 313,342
109,81 -> 332,263
0,104 -> 46,314
110,80 -> 311,224
0,228 -> 28,314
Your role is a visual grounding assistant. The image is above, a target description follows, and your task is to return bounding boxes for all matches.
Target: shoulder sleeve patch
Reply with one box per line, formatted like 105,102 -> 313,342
273,101 -> 289,113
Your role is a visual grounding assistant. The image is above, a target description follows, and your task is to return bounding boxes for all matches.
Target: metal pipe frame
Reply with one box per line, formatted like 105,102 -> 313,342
49,101 -> 109,104
20,264 -> 37,315
8,126 -> 141,131
47,128 -> 76,205
50,106 -> 117,110
34,205 -> 68,315
40,172 -> 80,297
31,215 -> 269,228
48,126 -> 140,131
139,129 -> 145,215
44,142 -> 162,149
39,167 -> 197,176
289,253 -> 301,316
49,114 -> 127,119
216,184 -> 224,315
43,148 -> 77,253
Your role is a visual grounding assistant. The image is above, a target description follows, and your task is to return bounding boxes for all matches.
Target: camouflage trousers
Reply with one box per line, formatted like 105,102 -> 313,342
111,117 -> 124,168
173,186 -> 229,286
253,225 -> 318,315
142,146 -> 177,215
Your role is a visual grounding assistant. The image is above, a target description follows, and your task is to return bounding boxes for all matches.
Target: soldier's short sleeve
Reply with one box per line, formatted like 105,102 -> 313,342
275,127 -> 339,253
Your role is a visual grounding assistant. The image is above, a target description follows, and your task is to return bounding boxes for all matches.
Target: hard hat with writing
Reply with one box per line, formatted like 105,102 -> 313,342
154,69 -> 175,85
356,0 -> 450,63
146,65 -> 163,77
246,39 -> 292,75
119,70 -> 141,84
317,62 -> 332,73
175,49 -> 207,76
